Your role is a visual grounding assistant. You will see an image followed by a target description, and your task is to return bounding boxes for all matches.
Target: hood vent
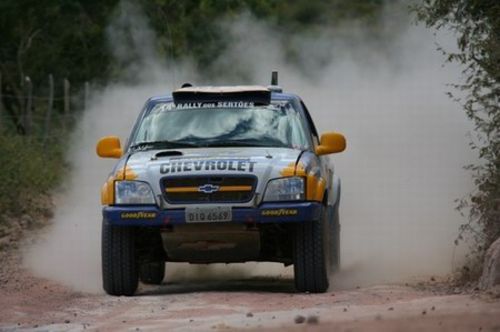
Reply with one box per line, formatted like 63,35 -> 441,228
152,150 -> 183,160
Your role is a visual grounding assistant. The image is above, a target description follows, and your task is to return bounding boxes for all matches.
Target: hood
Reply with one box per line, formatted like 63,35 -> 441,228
124,147 -> 303,207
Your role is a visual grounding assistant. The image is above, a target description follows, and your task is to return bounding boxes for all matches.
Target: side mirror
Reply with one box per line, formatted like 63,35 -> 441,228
96,136 -> 123,158
315,132 -> 346,155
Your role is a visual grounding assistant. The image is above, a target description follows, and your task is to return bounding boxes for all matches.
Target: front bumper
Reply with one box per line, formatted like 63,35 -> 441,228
103,202 -> 322,226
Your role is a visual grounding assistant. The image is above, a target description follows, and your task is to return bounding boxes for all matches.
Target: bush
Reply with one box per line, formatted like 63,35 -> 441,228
0,133 -> 65,224
416,0 -> 500,269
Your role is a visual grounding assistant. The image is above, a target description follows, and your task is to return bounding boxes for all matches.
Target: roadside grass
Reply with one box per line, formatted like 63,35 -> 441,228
0,132 -> 67,244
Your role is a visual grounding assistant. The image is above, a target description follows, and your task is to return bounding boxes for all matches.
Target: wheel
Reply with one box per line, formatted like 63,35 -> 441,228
140,261 -> 165,285
331,203 -> 341,272
102,220 -> 139,296
293,204 -> 331,293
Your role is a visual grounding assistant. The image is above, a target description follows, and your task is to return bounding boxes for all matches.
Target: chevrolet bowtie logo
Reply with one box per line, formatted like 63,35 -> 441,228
198,184 -> 220,194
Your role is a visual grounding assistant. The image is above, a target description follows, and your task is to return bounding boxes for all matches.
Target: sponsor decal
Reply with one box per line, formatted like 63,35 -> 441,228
121,212 -> 157,219
261,209 -> 299,217
160,159 -> 256,174
158,101 -> 255,112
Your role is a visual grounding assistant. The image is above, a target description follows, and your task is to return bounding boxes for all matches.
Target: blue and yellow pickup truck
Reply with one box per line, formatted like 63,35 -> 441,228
97,74 -> 346,295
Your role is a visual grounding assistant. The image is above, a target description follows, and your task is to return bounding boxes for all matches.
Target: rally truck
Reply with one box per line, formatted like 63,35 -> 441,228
96,74 -> 346,296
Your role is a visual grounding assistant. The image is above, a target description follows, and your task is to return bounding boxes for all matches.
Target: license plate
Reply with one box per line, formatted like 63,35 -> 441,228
185,206 -> 232,223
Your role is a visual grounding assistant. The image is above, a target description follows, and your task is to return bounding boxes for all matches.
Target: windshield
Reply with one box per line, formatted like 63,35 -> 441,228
130,101 -> 310,150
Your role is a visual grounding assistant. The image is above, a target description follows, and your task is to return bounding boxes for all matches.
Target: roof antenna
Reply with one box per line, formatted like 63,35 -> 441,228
181,82 -> 193,88
268,71 -> 283,93
271,71 -> 278,85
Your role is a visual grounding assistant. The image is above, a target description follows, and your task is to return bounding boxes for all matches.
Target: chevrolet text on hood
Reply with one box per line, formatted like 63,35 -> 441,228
96,72 -> 347,296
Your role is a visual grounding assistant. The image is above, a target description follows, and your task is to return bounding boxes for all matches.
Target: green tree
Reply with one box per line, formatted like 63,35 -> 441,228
417,0 -> 500,257
1,0 -> 386,132
0,0 -> 118,133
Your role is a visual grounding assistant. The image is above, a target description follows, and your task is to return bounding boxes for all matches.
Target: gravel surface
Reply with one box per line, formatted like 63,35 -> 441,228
1,246 -> 499,332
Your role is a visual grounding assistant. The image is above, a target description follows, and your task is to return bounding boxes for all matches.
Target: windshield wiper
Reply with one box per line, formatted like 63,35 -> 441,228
203,141 -> 285,148
130,140 -> 199,151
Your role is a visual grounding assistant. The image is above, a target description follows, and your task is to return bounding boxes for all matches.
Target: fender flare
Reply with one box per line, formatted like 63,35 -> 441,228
324,175 -> 341,224
330,175 -> 341,208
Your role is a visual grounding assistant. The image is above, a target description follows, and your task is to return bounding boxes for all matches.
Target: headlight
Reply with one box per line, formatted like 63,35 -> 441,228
263,177 -> 305,202
114,180 -> 156,205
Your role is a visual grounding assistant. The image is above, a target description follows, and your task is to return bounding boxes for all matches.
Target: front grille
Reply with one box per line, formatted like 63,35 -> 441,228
162,176 -> 257,204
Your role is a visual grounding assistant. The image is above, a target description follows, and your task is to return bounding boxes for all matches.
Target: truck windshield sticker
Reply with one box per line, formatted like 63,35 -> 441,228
156,101 -> 257,112
160,159 -> 257,174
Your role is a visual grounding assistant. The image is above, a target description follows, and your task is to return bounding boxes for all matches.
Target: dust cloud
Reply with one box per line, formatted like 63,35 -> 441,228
24,1 -> 475,292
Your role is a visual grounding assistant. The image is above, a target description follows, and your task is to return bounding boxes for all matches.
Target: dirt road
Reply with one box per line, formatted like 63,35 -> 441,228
1,248 -> 499,332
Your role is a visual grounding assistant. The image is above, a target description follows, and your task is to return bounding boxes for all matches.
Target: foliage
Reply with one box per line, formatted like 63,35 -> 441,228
0,0 -> 387,131
0,1 -> 115,133
0,132 -> 66,224
137,0 -> 385,69
416,0 -> 500,257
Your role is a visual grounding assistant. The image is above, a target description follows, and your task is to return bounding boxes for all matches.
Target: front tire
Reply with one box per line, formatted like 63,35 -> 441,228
293,205 -> 331,293
102,220 -> 139,296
